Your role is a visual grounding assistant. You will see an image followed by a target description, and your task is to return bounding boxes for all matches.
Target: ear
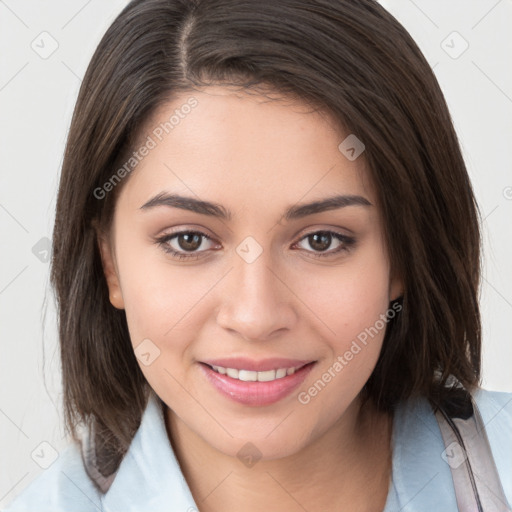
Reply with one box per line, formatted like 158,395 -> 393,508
96,228 -> 125,310
389,272 -> 404,302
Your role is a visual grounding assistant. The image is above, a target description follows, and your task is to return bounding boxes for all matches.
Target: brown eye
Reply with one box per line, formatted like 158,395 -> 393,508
156,230 -> 217,260
175,232 -> 203,251
307,232 -> 332,252
295,230 -> 356,258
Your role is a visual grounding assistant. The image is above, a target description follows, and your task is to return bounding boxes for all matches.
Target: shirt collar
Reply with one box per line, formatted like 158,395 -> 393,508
101,389 -> 199,512
101,389 -> 458,511
383,394 -> 457,511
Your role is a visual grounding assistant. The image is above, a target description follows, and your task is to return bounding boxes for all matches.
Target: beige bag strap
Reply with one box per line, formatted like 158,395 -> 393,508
435,389 -> 511,511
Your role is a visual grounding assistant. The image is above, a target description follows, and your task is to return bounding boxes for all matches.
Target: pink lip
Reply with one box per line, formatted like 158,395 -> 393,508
198,361 -> 316,407
201,357 -> 312,372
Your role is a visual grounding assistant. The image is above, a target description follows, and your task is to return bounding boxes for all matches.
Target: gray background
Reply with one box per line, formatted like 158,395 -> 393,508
1,0 -> 511,507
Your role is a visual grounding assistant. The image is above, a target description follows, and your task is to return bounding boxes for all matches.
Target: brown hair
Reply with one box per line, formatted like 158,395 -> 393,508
50,0 -> 482,481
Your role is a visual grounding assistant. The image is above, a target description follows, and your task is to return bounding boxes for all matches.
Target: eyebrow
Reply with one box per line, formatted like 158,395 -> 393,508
139,192 -> 372,221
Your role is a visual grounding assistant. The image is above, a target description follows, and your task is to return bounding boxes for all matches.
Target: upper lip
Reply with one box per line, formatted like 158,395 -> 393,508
201,357 -> 314,372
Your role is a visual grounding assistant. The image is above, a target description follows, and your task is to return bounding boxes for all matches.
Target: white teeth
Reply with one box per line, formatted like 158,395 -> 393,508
257,370 -> 277,382
210,364 -> 305,382
238,370 -> 258,382
226,368 -> 239,379
276,368 -> 287,378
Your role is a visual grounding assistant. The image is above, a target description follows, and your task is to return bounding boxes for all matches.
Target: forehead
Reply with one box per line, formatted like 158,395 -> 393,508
117,86 -> 376,214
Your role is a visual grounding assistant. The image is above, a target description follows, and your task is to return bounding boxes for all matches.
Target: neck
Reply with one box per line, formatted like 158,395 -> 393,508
164,395 -> 393,512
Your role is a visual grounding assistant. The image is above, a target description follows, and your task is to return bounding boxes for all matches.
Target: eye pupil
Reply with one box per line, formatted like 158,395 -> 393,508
309,232 -> 331,252
178,233 -> 202,251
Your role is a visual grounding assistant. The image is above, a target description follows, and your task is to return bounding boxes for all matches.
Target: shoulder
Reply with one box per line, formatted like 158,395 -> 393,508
383,387 -> 512,512
2,441 -> 102,512
471,388 -> 512,503
472,387 -> 512,421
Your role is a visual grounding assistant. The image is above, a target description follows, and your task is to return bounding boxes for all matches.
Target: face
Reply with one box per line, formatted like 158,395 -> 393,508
98,86 -> 402,460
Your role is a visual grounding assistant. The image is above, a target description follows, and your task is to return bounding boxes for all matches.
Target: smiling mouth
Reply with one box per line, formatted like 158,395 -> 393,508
199,360 -> 317,407
205,362 -> 310,383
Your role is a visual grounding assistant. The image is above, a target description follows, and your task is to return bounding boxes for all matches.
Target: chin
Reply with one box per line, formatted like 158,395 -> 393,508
203,422 -> 315,463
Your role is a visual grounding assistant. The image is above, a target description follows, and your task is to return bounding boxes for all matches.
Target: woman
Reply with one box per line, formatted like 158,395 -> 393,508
5,0 -> 511,511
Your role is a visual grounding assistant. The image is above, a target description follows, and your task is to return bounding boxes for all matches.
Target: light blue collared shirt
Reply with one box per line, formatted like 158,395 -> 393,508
3,388 -> 512,511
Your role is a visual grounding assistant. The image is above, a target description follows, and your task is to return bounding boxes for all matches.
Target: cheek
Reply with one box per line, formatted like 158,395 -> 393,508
114,246 -> 211,403
292,243 -> 392,415
120,266 -> 203,350
113,233 -> 175,344
114,235 -> 218,362
295,243 -> 392,350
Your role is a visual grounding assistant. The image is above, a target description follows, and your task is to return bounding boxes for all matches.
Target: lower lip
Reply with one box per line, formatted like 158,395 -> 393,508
199,362 -> 316,407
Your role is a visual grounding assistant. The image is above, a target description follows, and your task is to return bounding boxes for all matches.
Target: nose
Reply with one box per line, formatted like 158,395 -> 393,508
215,248 -> 298,342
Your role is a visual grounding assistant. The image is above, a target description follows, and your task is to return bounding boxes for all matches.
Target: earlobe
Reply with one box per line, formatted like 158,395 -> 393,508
389,274 -> 404,302
96,230 -> 125,310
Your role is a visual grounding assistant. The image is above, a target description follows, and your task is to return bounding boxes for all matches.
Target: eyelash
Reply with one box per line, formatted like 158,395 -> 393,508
155,229 -> 356,261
